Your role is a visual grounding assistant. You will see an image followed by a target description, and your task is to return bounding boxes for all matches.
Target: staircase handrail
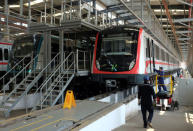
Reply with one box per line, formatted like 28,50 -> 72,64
38,52 -> 74,108
41,61 -> 75,106
32,52 -> 61,95
39,52 -> 74,93
0,56 -> 28,90
1,55 -> 39,95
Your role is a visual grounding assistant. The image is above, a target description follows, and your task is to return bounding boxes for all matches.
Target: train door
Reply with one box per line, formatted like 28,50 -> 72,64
0,44 -> 12,74
145,37 -> 151,73
152,40 -> 155,69
0,47 -> 3,73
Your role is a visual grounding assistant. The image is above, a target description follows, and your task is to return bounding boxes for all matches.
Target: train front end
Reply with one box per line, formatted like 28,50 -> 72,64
91,26 -> 144,87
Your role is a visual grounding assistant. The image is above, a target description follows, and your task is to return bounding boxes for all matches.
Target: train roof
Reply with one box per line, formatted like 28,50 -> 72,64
101,25 -> 140,34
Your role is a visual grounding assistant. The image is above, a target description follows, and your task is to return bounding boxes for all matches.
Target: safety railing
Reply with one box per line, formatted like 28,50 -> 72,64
76,49 -> 89,71
155,75 -> 173,95
0,55 -> 39,96
61,0 -> 115,28
0,56 -> 28,92
31,52 -> 65,101
34,52 -> 75,110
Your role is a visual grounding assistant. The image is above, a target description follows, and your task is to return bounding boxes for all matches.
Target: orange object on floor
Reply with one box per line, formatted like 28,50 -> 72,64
63,90 -> 76,109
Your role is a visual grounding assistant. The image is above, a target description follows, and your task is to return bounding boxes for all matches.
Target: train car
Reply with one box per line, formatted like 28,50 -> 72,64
9,34 -> 60,72
91,26 -> 180,87
0,42 -> 12,76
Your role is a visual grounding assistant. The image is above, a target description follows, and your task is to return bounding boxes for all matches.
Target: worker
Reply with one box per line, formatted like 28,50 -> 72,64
138,76 -> 156,128
154,67 -> 167,92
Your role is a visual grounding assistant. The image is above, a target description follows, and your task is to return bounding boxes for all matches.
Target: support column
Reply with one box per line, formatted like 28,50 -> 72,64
20,0 -> 23,16
44,0 -> 47,23
79,0 -> 82,19
47,31 -> 51,71
43,31 -> 51,70
51,0 -> 53,24
4,0 -> 9,41
59,30 -> 64,63
43,32 -> 48,68
28,0 -> 31,21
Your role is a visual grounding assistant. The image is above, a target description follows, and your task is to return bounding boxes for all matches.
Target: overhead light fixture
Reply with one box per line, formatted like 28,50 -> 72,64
24,0 -> 47,6
53,13 -> 62,17
15,32 -> 25,36
9,5 -> 20,8
173,10 -> 177,15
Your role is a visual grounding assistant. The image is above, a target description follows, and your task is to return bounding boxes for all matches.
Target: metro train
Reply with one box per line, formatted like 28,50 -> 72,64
0,42 -> 12,75
91,26 -> 180,87
0,34 -> 52,76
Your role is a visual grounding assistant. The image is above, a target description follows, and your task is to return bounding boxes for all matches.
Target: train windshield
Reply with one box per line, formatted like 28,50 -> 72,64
96,28 -> 139,72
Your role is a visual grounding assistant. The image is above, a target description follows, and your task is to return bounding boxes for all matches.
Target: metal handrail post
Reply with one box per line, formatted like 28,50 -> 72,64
76,49 -> 79,71
84,51 -> 86,70
79,0 -> 82,19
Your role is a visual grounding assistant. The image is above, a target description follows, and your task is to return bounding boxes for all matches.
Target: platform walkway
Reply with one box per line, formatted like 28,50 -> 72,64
114,106 -> 193,131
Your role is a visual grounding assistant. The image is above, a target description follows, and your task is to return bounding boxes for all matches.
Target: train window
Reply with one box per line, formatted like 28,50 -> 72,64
0,48 -> 2,60
156,45 -> 159,60
146,38 -> 150,58
4,49 -> 8,60
153,42 -> 156,59
166,53 -> 169,63
161,49 -> 165,61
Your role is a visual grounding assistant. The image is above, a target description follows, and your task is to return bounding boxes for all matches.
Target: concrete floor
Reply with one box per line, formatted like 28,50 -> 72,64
114,106 -> 193,131
0,109 -> 27,121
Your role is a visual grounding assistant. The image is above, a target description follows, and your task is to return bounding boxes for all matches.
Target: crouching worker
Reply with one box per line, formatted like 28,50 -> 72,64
138,76 -> 156,128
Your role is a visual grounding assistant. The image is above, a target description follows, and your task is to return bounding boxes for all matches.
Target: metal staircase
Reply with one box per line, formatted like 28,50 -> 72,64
31,52 -> 75,111
0,53 -> 60,117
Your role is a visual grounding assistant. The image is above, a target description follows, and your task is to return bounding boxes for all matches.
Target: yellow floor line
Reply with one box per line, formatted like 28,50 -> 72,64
10,115 -> 53,131
30,117 -> 66,131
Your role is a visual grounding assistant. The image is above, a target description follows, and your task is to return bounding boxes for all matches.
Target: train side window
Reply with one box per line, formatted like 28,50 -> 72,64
153,42 -> 156,59
0,48 -> 2,60
156,45 -> 159,60
146,38 -> 150,58
166,53 -> 169,63
163,51 -> 166,61
4,49 -> 8,60
161,49 -> 165,61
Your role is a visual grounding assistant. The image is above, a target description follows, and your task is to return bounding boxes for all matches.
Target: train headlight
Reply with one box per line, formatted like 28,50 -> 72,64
96,60 -> 100,69
129,60 -> 135,70
180,62 -> 186,69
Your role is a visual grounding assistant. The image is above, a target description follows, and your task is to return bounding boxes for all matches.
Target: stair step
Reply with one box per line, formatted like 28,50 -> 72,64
53,90 -> 61,93
13,92 -> 23,95
55,80 -> 67,83
25,80 -> 33,83
3,105 -> 12,109
52,85 -> 62,87
17,87 -> 26,90
6,100 -> 15,104
37,104 -> 49,108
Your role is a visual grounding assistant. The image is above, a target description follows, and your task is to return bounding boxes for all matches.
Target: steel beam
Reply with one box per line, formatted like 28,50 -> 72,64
28,0 -> 31,21
20,0 -> 23,16
176,30 -> 192,34
178,38 -> 191,41
176,0 -> 193,7
173,18 -> 193,23
162,0 -> 183,60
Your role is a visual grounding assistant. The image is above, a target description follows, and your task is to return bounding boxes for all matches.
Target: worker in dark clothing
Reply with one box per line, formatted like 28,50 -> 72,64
154,67 -> 167,92
138,76 -> 156,128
